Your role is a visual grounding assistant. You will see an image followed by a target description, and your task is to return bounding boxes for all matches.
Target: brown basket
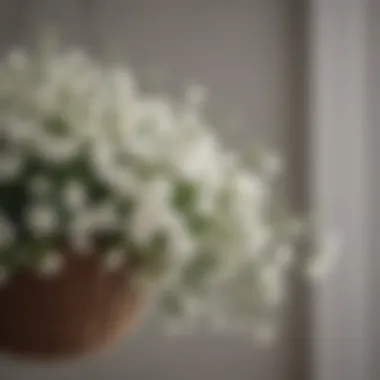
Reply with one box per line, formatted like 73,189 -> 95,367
0,249 -> 143,360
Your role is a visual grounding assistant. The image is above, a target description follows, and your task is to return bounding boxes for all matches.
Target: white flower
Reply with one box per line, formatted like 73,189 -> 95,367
34,134 -> 80,164
140,97 -> 176,135
7,49 -> 29,71
63,180 -> 87,210
103,247 -> 127,271
91,142 -> 114,174
0,214 -> 15,250
68,210 -> 96,240
233,171 -> 267,205
62,49 -> 91,76
69,232 -> 93,255
29,176 -> 51,196
273,245 -> 294,269
260,265 -> 285,306
26,204 -> 58,236
0,43 -> 310,340
185,85 -> 208,109
307,232 -> 342,280
67,202 -> 118,247
91,201 -> 119,231
130,178 -> 173,246
91,145 -> 141,197
108,68 -> 137,105
262,152 -> 282,179
37,252 -> 65,277
171,134 -> 222,185
164,214 -> 195,259
246,224 -> 272,256
0,148 -> 24,181
34,82 -> 60,114
3,116 -> 34,146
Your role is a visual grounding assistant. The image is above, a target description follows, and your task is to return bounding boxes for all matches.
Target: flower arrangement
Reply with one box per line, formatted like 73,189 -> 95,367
0,39 -> 317,347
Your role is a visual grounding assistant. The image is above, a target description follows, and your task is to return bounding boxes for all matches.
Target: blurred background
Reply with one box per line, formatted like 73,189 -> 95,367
0,0 -> 374,379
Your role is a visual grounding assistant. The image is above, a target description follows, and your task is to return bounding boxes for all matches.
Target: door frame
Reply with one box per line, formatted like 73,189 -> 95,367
308,1 -> 371,379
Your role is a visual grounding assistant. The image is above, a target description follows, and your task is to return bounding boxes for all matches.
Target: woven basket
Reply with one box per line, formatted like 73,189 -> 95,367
0,249 -> 143,360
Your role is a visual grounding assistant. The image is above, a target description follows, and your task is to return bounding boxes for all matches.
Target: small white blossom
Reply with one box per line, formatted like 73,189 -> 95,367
7,49 -> 28,71
307,232 -> 342,280
273,245 -> 294,269
0,214 -> 15,250
130,178 -> 173,246
103,247 -> 127,271
29,176 -> 51,196
26,205 -> 58,236
172,134 -> 222,185
0,149 -> 24,181
3,116 -> 34,146
262,152 -> 282,179
108,68 -> 137,105
185,85 -> 208,110
68,228 -> 93,255
63,180 -> 87,210
261,265 -> 285,306
34,135 -> 80,164
91,202 -> 119,231
37,252 -> 65,277
234,171 -> 267,205
68,211 -> 96,239
165,214 -> 195,259
251,225 -> 272,253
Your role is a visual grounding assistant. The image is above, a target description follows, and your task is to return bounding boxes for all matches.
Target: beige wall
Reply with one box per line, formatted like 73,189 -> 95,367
0,1 -> 307,379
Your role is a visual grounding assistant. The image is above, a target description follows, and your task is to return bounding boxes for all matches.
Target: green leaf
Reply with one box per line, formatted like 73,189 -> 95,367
43,115 -> 68,137
137,231 -> 169,277
172,182 -> 197,211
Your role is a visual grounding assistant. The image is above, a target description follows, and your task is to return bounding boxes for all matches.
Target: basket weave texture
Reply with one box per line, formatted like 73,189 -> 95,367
0,249 -> 142,359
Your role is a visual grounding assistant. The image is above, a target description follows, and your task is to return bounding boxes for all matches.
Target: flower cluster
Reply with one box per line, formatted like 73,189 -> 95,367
0,42 -> 303,340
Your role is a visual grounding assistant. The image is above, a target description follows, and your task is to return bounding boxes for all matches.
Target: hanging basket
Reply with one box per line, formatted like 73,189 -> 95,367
0,40 -> 318,354
0,249 -> 143,359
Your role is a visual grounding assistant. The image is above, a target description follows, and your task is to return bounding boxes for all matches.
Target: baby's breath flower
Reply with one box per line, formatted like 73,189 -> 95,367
91,201 -> 119,231
103,247 -> 127,272
0,148 -> 24,181
63,180 -> 87,210
7,49 -> 27,68
262,152 -> 282,179
307,232 -> 342,280
26,204 -> 58,236
260,265 -> 285,306
0,41 -> 324,343
0,215 -> 14,250
34,134 -> 80,164
68,227 -> 93,255
3,116 -> 34,146
29,176 -> 51,197
165,214 -> 195,259
273,245 -> 293,269
130,178 -> 173,246
37,251 -> 65,277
